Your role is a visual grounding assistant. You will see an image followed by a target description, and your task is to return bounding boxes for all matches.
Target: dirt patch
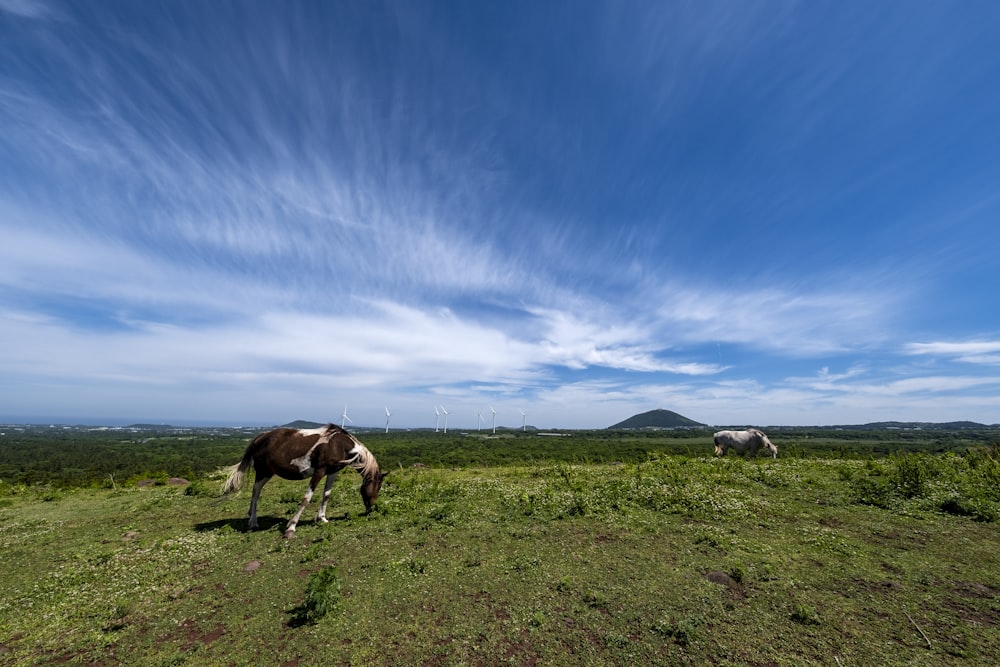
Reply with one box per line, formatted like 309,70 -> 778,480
0,633 -> 25,656
705,570 -> 748,599
474,590 -> 510,621
943,600 -> 997,627
850,578 -> 905,595
243,559 -> 261,573
180,619 -> 226,646
502,637 -> 539,666
954,582 -> 996,598
705,571 -> 735,586
880,561 -> 905,575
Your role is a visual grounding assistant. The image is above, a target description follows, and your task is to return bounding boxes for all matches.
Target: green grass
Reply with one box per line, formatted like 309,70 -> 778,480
1,456 -> 999,665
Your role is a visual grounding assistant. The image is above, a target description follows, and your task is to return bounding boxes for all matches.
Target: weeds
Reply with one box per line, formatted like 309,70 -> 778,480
791,604 -> 821,625
652,615 -> 704,647
183,480 -> 215,497
850,452 -> 1000,521
288,566 -> 342,626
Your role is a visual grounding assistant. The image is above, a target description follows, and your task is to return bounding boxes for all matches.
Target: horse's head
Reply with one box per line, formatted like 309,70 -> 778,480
360,470 -> 388,514
764,439 -> 778,458
754,430 -> 778,458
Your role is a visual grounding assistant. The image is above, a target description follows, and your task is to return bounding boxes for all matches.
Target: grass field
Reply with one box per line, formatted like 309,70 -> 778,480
1,449 -> 999,665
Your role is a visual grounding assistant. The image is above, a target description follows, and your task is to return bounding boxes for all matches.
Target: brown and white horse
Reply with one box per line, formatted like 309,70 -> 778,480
222,424 -> 387,538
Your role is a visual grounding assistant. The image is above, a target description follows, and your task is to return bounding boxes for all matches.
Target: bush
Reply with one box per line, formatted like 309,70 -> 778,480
183,480 -> 215,497
851,476 -> 896,509
289,566 -> 341,626
791,604 -> 821,625
652,615 -> 704,647
939,496 -> 999,523
892,454 -> 929,499
849,453 -> 999,522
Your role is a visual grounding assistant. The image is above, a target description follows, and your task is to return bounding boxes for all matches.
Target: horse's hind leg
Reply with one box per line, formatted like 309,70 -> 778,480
247,475 -> 271,530
316,471 -> 339,523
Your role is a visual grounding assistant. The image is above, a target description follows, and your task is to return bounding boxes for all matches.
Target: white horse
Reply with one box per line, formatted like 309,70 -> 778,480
713,429 -> 778,458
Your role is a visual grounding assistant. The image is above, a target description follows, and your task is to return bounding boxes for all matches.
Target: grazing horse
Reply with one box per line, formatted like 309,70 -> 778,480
713,429 -> 778,459
222,424 -> 387,538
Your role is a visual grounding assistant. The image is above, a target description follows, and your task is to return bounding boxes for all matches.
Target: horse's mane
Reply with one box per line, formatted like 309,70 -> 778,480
337,429 -> 380,479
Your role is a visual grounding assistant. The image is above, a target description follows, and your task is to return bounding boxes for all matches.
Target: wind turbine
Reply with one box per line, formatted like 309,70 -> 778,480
384,406 -> 391,433
441,406 -> 449,433
477,411 -> 484,431
520,409 -> 526,432
434,405 -> 440,432
490,405 -> 497,434
341,404 -> 352,429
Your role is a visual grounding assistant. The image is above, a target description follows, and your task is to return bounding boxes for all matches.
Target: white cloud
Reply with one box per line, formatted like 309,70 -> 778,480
0,0 -> 51,20
529,306 -> 723,375
646,279 -> 900,356
905,340 -> 1000,365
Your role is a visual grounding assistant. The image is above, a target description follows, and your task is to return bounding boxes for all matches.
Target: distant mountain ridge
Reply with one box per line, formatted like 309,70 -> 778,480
282,420 -> 327,429
608,409 -> 706,430
834,421 -> 992,430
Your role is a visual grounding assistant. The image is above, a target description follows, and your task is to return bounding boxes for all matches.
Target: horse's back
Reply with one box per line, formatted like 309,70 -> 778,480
713,430 -> 744,446
250,425 -> 355,479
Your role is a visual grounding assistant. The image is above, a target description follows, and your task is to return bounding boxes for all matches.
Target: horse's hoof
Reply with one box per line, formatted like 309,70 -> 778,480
283,529 -> 296,539
317,517 -> 329,524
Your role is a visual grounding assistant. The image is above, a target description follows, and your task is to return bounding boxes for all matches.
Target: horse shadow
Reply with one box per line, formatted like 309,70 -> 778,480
194,516 -> 285,533
194,513 -> 353,533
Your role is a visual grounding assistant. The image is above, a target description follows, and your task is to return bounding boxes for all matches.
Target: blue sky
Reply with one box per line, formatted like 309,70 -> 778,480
2,1 -> 999,429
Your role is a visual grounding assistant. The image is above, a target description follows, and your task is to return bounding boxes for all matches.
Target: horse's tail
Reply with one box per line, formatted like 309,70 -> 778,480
221,445 -> 255,495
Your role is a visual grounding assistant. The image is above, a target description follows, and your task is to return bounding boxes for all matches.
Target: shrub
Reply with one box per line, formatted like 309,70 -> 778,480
892,454 -> 929,499
652,615 -> 704,647
851,476 -> 895,509
183,480 -> 215,497
289,566 -> 342,626
791,604 -> 821,625
939,496 -> 999,523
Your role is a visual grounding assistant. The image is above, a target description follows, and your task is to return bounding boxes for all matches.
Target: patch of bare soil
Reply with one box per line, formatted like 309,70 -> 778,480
705,570 -> 748,599
954,581 -> 996,598
180,619 -> 226,647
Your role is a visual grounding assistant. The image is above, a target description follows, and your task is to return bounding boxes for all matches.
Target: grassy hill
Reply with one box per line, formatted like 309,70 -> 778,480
608,408 -> 706,429
2,450 -> 999,665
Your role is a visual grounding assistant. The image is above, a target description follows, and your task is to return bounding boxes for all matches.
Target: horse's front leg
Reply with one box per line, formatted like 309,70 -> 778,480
316,471 -> 339,523
284,471 -> 325,539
